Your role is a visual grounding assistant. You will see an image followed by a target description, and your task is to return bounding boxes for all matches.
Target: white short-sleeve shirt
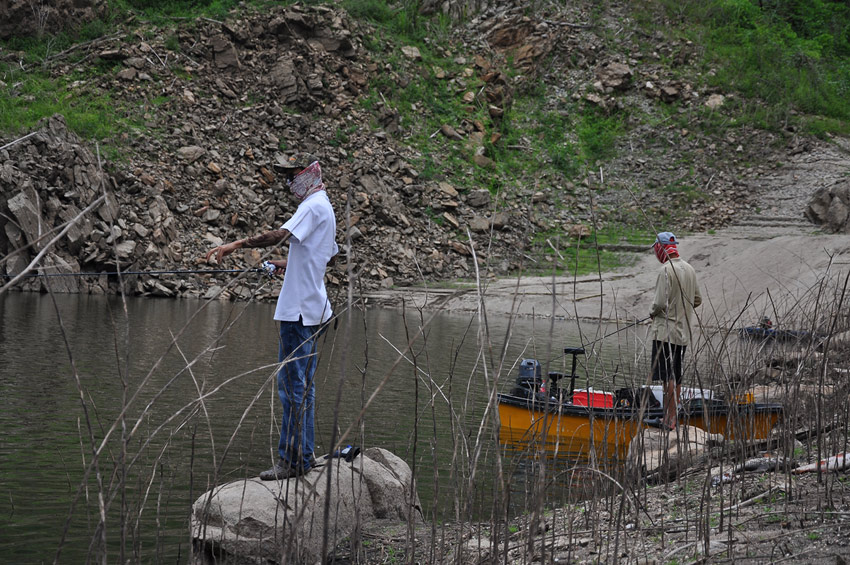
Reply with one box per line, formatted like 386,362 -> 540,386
273,191 -> 338,325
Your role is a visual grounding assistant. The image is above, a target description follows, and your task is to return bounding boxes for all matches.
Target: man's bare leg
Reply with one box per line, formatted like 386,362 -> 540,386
663,380 -> 679,428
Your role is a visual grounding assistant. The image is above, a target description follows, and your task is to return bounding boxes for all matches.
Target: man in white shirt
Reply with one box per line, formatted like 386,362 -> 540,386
206,153 -> 338,479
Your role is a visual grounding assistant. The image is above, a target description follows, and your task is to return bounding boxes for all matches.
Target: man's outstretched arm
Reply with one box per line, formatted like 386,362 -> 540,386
205,229 -> 292,264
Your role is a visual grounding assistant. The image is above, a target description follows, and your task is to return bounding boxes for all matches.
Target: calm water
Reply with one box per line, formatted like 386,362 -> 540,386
0,292 -> 648,563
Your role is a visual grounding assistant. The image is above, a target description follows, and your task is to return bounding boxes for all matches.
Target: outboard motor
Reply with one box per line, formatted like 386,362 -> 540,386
512,359 -> 542,398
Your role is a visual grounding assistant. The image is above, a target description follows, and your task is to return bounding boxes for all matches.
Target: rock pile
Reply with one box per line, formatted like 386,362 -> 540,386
1,4 -> 540,299
0,115 -> 127,295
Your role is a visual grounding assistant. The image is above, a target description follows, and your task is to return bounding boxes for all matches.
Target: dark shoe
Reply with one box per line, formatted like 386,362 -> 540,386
259,459 -> 302,481
643,418 -> 675,431
329,445 -> 362,462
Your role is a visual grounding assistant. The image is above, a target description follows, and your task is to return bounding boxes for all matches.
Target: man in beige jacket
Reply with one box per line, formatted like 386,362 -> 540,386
647,231 -> 701,430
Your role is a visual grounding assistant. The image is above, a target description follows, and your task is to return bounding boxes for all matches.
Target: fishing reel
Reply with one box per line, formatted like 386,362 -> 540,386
260,261 -> 277,277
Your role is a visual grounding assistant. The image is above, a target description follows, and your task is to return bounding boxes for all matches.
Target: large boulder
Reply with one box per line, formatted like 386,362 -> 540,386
191,447 -> 421,564
805,181 -> 850,233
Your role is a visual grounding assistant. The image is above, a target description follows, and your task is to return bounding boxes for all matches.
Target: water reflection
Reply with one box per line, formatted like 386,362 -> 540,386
0,292 -> 649,562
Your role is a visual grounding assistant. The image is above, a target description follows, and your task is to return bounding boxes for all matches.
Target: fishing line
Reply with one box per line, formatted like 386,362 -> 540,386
1,267 -> 274,278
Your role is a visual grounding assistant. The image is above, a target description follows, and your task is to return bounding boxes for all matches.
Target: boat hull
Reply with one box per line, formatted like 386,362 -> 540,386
497,394 -> 783,459
739,326 -> 820,341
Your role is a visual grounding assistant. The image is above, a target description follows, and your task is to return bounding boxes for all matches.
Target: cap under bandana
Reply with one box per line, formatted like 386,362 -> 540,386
288,160 -> 325,200
653,241 -> 679,264
655,232 -> 677,245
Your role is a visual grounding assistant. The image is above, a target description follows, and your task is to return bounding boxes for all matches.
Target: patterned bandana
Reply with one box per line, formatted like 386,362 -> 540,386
653,242 -> 679,264
288,160 -> 325,200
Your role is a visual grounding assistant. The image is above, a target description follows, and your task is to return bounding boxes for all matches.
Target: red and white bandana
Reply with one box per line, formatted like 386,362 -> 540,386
288,160 -> 325,200
653,242 -> 679,264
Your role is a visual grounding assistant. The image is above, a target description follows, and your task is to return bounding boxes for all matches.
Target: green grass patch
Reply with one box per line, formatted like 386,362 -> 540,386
576,107 -> 626,166
164,34 -> 181,52
661,182 -> 707,204
528,225 -> 646,277
342,0 -> 452,44
493,97 -> 626,186
116,0 -> 242,22
0,69 -> 137,142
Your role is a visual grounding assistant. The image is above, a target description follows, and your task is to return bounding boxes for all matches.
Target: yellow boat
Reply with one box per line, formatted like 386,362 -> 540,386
498,351 -> 784,459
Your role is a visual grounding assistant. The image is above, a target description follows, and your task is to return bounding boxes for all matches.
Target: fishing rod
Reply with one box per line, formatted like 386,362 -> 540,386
545,316 -> 650,366
1,263 -> 278,278
582,316 -> 651,348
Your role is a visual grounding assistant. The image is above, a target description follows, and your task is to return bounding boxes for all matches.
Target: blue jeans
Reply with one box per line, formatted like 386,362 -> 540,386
277,320 -> 320,470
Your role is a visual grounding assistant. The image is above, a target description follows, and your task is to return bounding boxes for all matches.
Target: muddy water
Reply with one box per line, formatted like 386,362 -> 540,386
0,292 -> 649,562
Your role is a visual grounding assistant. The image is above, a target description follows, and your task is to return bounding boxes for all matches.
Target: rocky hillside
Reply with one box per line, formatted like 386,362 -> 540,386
1,1 -> 845,300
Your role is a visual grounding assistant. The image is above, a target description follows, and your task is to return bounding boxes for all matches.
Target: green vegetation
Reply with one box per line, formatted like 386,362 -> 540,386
342,0 -> 452,44
0,72 -> 134,141
529,225 -> 645,277
661,0 -> 850,130
116,0 -> 242,22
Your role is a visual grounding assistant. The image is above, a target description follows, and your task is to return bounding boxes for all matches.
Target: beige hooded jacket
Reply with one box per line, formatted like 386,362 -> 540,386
649,257 -> 702,346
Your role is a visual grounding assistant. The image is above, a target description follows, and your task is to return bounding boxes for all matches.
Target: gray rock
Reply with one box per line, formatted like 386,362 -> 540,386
39,252 -> 80,293
7,190 -> 45,250
440,124 -> 463,141
826,196 -> 849,231
437,182 -> 458,198
203,285 -> 224,300
491,211 -> 509,230
191,447 -> 420,564
401,45 -> 422,60
133,223 -> 150,238
806,181 -> 850,233
212,35 -> 240,69
178,146 -> 207,163
58,205 -> 93,254
805,186 -> 832,225
96,192 -> 120,223
473,154 -> 495,168
347,226 -> 363,240
627,426 -> 721,482
469,215 -> 490,232
145,279 -> 174,297
596,61 -> 633,90
467,189 -> 491,208
202,208 -> 221,223
3,220 -> 25,251
114,240 -> 137,258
